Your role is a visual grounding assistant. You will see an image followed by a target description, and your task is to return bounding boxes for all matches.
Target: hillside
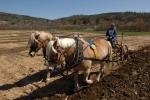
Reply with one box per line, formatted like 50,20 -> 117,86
0,12 -> 51,30
0,12 -> 150,31
56,12 -> 150,31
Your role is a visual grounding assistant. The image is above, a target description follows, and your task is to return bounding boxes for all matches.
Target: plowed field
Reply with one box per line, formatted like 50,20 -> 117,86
0,31 -> 149,100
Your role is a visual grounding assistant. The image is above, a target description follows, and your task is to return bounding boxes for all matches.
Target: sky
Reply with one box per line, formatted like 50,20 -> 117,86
0,0 -> 149,19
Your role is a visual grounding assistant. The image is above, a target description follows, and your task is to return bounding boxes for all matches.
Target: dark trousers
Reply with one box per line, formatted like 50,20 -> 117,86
110,39 -> 115,48
107,37 -> 116,48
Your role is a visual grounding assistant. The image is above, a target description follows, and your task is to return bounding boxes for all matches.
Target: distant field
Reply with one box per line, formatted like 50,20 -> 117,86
58,29 -> 150,36
120,31 -> 150,35
0,30 -> 149,36
0,30 -> 32,34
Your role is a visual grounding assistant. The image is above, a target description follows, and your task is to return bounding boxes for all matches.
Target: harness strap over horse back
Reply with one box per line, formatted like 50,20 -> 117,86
65,37 -> 84,68
65,38 -> 103,70
87,39 -> 99,59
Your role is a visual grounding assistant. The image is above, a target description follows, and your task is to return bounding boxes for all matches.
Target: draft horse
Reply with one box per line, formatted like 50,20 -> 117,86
28,31 -> 53,59
51,36 -> 112,90
45,38 -> 75,81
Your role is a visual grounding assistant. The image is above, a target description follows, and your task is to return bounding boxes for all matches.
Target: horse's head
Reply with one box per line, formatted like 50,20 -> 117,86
28,32 -> 42,57
53,37 -> 64,53
46,40 -> 66,71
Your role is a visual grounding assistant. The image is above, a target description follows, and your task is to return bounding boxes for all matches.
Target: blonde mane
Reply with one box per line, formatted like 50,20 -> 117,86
46,37 -> 76,61
56,37 -> 76,49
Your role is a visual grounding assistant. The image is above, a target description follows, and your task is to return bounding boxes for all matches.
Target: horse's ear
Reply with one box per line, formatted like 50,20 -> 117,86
35,34 -> 40,39
53,37 -> 59,48
53,40 -> 57,47
53,36 -> 59,41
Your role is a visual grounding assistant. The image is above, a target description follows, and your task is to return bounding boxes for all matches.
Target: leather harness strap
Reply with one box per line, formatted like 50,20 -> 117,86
87,40 -> 99,59
65,37 -> 84,68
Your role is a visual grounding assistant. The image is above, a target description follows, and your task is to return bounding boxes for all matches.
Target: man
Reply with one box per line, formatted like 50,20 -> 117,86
106,23 -> 117,48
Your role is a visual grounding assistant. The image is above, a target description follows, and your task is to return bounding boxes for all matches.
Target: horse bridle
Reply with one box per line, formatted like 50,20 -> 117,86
55,38 -> 84,69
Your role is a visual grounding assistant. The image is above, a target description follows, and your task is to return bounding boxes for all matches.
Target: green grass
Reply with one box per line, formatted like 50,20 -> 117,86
57,29 -> 150,36
57,29 -> 104,34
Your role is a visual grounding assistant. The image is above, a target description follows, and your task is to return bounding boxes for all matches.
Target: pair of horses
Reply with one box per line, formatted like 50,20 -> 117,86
28,31 -> 112,90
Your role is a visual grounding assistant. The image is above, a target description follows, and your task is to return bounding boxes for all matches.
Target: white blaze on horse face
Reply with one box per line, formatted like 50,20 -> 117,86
52,45 -> 58,54
46,41 -> 58,61
30,52 -> 35,56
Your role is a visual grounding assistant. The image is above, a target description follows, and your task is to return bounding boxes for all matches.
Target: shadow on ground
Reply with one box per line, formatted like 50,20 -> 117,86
0,70 -> 48,90
14,74 -> 76,100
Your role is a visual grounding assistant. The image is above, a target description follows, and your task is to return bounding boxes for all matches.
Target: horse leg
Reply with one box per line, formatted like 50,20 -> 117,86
44,64 -> 54,82
84,68 -> 93,84
73,71 -> 80,91
42,47 -> 46,57
42,47 -> 47,65
42,67 -> 51,82
82,61 -> 93,84
96,63 -> 105,82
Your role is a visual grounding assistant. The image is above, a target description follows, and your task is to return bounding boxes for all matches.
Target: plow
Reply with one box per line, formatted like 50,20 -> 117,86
111,33 -> 129,64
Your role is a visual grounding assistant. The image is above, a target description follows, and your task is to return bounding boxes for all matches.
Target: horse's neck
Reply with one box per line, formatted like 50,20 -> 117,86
59,38 -> 76,48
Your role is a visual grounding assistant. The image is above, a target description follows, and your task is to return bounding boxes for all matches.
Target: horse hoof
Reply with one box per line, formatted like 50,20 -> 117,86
96,78 -> 100,82
86,80 -> 93,84
42,78 -> 51,83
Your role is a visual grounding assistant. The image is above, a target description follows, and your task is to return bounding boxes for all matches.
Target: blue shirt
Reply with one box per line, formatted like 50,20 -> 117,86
106,27 -> 117,40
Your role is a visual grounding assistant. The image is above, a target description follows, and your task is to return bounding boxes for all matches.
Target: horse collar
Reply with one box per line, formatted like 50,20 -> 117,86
65,38 -> 84,68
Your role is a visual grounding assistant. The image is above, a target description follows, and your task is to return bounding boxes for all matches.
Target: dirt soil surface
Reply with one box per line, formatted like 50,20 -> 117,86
0,31 -> 150,100
67,46 -> 150,100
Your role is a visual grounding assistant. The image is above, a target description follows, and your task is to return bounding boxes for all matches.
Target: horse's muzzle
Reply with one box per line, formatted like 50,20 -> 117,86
29,52 -> 35,57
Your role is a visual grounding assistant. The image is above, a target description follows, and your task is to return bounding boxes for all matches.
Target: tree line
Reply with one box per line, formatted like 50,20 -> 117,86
55,12 -> 150,31
0,12 -> 150,31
